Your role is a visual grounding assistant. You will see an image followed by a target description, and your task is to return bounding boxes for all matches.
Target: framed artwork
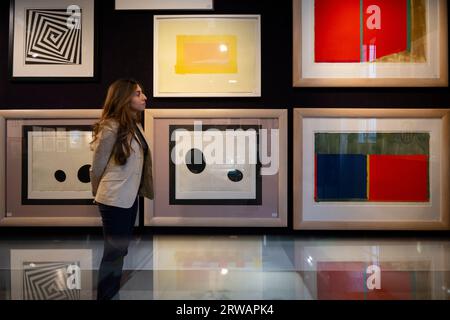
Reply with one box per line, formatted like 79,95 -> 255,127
0,110 -> 102,227
293,108 -> 450,230
154,15 -> 261,97
115,0 -> 213,10
295,240 -> 449,299
144,109 -> 287,227
293,0 -> 448,87
22,125 -> 93,205
9,0 -> 97,80
169,124 -> 262,205
10,249 -> 93,300
153,235 -> 263,299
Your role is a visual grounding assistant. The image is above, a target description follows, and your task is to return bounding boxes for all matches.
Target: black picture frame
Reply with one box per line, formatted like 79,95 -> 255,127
169,124 -> 263,206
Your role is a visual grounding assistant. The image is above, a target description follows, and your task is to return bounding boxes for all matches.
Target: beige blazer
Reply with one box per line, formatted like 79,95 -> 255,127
89,119 -> 154,208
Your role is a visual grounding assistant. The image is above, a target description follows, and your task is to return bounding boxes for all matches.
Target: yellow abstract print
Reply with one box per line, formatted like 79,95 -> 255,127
175,35 -> 238,74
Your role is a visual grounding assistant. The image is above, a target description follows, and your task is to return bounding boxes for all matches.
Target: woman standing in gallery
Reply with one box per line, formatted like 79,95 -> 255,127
90,78 -> 153,300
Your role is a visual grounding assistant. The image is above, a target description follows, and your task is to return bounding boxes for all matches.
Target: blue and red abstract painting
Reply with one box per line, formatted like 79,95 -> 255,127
314,133 -> 430,202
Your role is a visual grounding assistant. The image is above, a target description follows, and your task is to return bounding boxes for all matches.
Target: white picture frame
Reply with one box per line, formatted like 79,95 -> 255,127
0,109 -> 102,227
154,15 -> 261,97
10,0 -> 97,80
293,0 -> 448,87
293,108 -> 450,230
10,249 -> 93,300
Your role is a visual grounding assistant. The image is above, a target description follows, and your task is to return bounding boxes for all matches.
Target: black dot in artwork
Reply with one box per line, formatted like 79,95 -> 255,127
185,149 -> 206,174
78,164 -> 91,183
54,170 -> 66,182
227,169 -> 243,182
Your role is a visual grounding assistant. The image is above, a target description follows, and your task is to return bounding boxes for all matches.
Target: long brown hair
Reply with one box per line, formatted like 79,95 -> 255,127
91,78 -> 143,165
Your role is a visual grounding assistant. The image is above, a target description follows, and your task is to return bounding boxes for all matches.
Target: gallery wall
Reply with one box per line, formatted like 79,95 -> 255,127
1,0 -> 450,109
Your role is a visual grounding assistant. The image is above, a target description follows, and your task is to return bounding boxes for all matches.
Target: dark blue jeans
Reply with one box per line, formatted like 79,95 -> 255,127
96,197 -> 138,300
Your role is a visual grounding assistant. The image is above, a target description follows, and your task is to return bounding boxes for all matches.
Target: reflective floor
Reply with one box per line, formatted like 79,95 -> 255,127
0,235 -> 449,300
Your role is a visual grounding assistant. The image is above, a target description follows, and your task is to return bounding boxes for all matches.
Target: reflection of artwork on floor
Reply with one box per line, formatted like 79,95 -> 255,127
22,261 -> 81,300
316,261 -> 432,300
175,35 -> 237,74
314,0 -> 426,63
155,236 -> 263,270
169,125 -> 262,205
173,249 -> 262,269
25,9 -> 82,65
10,249 -> 92,300
22,125 -> 94,205
314,132 -> 430,202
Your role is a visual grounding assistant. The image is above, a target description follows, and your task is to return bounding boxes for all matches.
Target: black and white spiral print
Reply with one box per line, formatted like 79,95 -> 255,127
22,262 -> 81,300
25,9 -> 82,65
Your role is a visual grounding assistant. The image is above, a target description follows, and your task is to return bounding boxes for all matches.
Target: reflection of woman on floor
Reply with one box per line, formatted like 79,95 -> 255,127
89,78 -> 153,300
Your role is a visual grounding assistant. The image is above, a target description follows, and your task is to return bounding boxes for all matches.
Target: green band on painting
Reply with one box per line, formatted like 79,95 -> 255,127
315,132 -> 430,155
